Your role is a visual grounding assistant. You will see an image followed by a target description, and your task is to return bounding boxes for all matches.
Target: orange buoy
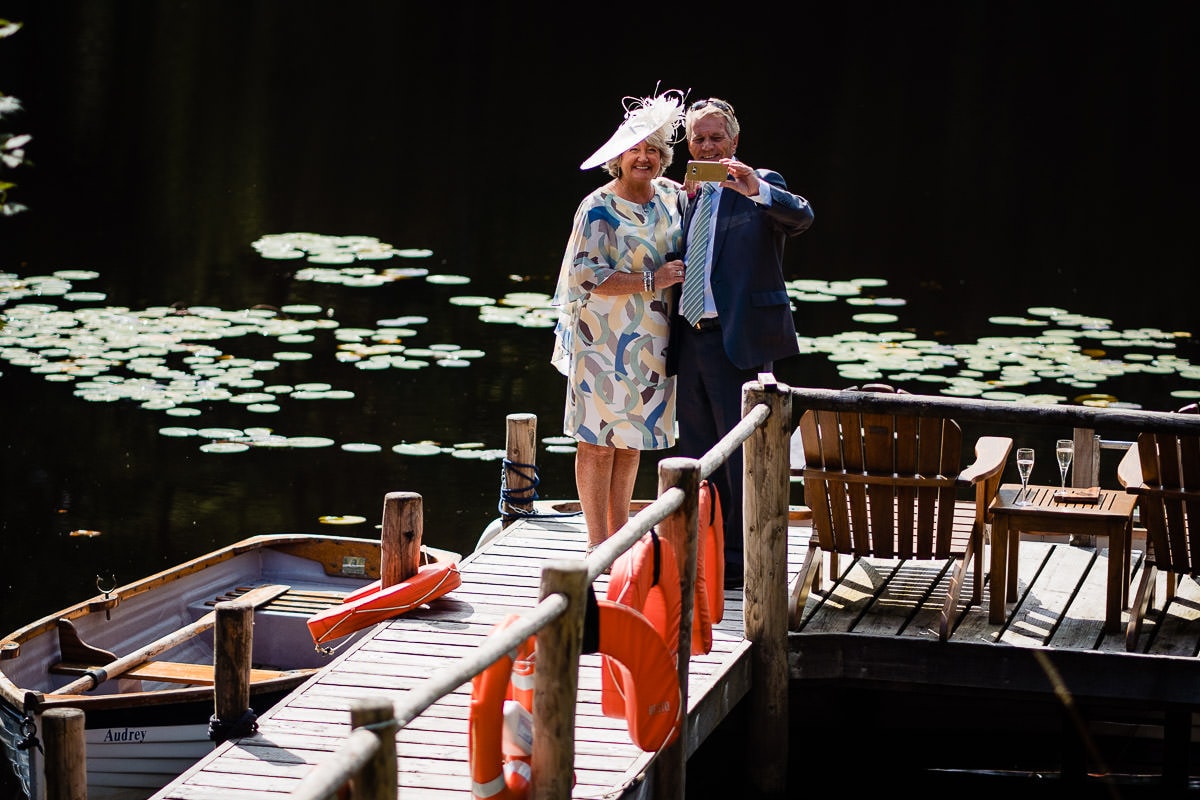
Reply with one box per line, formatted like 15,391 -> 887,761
306,561 -> 460,647
595,598 -> 681,751
469,614 -> 536,800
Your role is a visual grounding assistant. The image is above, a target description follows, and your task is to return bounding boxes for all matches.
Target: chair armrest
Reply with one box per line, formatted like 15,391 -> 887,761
1116,442 -> 1142,491
957,436 -> 1013,484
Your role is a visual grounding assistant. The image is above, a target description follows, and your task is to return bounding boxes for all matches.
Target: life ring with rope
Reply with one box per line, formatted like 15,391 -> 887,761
589,593 -> 682,751
306,561 -> 461,650
468,614 -> 536,800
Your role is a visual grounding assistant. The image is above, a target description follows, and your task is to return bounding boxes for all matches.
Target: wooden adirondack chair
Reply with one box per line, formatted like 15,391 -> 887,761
1117,403 -> 1200,652
788,385 -> 1012,641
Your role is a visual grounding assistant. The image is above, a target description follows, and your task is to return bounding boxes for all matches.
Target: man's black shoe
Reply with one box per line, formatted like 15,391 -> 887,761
724,569 -> 744,590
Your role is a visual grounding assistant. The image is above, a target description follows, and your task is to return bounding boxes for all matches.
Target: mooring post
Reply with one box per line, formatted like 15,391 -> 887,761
43,707 -> 86,800
742,376 -> 792,798
653,456 -> 700,800
381,491 -> 423,586
530,559 -> 589,800
503,412 -> 538,527
350,696 -> 397,800
213,599 -> 254,743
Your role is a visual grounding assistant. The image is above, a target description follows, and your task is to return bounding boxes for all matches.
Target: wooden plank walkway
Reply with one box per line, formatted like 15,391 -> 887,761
150,511 -> 801,800
151,511 -> 1200,799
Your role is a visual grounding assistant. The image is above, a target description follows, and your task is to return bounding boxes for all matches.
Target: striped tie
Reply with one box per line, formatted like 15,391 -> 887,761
680,185 -> 712,326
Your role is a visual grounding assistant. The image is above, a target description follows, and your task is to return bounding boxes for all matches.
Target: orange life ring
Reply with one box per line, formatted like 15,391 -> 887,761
469,614 -> 536,800
595,598 -> 682,751
306,561 -> 461,647
603,530 -> 696,725
699,479 -> 725,624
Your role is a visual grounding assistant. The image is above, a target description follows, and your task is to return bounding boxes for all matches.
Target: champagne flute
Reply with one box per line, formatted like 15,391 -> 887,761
1016,447 -> 1035,506
1055,438 -> 1074,489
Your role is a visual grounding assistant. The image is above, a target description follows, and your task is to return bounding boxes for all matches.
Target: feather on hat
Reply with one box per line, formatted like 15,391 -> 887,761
579,88 -> 686,170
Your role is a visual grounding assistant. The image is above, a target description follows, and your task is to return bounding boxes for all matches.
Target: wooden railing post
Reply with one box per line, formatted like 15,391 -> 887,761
43,707 -> 86,800
742,376 -> 792,797
503,413 -> 538,527
212,599 -> 253,743
653,457 -> 699,800
349,697 -> 397,800
381,491 -> 423,586
530,559 -> 589,800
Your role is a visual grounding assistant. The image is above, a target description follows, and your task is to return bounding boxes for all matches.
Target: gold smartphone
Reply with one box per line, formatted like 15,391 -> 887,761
686,160 -> 728,182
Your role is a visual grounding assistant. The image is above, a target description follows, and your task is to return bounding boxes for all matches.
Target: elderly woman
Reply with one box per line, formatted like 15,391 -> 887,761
551,89 -> 690,561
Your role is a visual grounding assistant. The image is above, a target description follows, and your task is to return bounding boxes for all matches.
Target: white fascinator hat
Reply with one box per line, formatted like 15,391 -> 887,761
579,87 -> 687,170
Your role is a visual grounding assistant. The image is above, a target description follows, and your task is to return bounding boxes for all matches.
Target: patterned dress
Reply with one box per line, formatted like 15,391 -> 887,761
551,178 -> 684,450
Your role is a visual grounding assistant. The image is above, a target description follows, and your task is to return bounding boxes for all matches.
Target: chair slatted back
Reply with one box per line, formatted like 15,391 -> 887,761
800,407 -> 964,561
1136,430 -> 1200,577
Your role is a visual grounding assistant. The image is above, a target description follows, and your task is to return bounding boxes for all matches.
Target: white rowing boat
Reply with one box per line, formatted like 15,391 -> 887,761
0,533 -> 457,800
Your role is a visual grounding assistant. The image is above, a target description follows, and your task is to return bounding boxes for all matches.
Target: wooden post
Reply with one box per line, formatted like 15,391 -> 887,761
349,696 -> 397,800
213,599 -> 253,743
742,377 -> 792,798
381,491 -> 423,587
1071,428 -> 1100,546
43,707 -> 86,800
652,457 -> 699,800
1072,427 -> 1100,488
503,413 -> 538,527
530,559 -> 589,800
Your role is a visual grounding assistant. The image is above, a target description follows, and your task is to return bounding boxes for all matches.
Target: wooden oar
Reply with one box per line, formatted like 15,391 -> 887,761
50,583 -> 291,695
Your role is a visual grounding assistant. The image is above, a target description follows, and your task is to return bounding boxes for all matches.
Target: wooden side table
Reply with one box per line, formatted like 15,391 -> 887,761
988,484 -> 1138,633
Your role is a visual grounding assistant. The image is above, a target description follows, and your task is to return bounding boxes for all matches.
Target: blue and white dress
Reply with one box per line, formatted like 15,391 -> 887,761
551,178 -> 684,450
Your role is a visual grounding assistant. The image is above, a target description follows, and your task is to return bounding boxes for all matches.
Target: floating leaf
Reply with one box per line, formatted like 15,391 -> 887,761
341,443 -> 382,453
391,442 -> 442,456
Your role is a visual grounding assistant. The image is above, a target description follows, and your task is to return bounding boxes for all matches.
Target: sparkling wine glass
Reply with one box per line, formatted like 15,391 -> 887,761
1016,447 -> 1035,506
1056,439 -> 1074,489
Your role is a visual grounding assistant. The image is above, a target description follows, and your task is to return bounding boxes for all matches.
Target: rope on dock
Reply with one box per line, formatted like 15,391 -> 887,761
499,458 -> 580,521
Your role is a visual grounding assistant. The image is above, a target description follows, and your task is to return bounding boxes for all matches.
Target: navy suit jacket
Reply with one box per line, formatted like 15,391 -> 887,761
667,168 -> 814,373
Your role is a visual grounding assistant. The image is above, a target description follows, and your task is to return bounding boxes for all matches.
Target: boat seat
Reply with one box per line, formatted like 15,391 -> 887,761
48,658 -> 312,685
204,585 -> 350,616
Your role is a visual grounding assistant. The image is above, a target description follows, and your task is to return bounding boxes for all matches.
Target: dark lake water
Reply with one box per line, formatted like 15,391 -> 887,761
0,5 -> 1197,792
2,0 -> 1196,629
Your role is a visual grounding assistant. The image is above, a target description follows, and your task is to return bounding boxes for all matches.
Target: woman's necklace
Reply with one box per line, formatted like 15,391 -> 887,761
610,179 -> 653,206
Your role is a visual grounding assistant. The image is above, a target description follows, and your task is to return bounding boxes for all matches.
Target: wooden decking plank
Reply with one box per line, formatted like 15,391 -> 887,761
855,559 -> 949,637
1147,573 -> 1200,657
1001,543 -> 1092,646
800,557 -> 894,632
1050,545 -> 1126,649
900,566 -> 963,639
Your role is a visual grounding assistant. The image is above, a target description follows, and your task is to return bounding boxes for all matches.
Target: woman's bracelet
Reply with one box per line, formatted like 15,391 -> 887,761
642,270 -> 654,293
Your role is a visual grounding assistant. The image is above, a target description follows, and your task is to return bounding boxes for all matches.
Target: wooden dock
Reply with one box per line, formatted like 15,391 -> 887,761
145,386 -> 1200,797
148,508 -> 799,799
148,503 -> 1200,799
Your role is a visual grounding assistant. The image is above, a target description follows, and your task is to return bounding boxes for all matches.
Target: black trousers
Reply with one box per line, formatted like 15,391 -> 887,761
672,323 -> 763,574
